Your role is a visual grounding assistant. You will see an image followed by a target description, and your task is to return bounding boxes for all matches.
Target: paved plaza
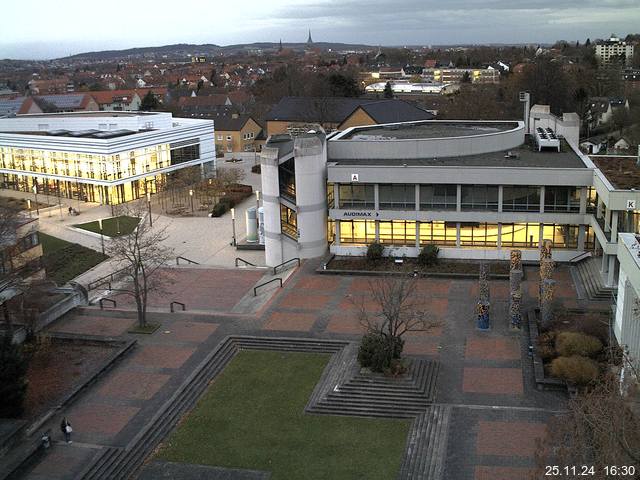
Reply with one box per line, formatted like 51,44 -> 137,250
15,257 -> 608,480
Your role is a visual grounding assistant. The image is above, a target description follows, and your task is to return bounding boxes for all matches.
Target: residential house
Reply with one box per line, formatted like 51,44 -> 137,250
213,112 -> 263,154
0,97 -> 43,117
29,93 -> 99,113
28,78 -> 74,95
91,90 -> 142,111
265,97 -> 434,136
588,97 -> 630,129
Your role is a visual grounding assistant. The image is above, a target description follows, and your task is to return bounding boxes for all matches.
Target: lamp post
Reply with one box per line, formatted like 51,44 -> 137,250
189,189 -> 194,213
146,192 -> 152,227
32,185 -> 39,216
27,199 -> 32,218
231,207 -> 236,246
255,189 -> 260,231
98,218 -> 105,255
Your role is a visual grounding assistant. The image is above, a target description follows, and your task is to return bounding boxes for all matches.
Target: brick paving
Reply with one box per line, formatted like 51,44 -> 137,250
22,261 -> 597,480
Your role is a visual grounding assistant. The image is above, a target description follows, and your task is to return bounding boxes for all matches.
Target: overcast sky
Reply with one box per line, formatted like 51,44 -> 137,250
1,0 -> 639,59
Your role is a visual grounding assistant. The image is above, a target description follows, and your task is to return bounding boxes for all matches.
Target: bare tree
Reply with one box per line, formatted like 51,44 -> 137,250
0,204 -> 27,332
356,276 -> 440,370
535,357 -> 640,478
105,206 -> 174,328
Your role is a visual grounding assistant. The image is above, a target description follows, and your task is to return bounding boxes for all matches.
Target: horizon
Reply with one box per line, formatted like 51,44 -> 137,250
2,0 -> 639,60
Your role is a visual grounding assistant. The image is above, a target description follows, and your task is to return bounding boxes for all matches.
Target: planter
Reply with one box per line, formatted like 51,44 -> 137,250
526,309 -> 568,392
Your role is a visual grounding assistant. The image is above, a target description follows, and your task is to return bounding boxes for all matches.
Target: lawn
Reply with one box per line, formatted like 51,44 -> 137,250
40,232 -> 108,284
158,350 -> 410,480
73,215 -> 140,237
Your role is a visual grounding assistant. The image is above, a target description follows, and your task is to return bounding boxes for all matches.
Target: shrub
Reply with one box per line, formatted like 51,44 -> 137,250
210,203 -> 228,217
0,338 -> 29,418
536,344 -> 556,361
358,332 -> 404,373
366,242 -> 384,263
417,244 -> 440,267
555,332 -> 602,358
218,196 -> 236,208
550,355 -> 599,385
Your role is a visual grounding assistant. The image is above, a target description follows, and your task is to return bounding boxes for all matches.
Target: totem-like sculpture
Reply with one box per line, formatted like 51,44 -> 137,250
540,278 -> 556,328
477,263 -> 491,330
509,250 -> 523,329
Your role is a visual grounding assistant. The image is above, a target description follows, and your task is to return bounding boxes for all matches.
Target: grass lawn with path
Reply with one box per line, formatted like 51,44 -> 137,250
158,350 -> 410,480
40,232 -> 108,284
74,215 -> 140,237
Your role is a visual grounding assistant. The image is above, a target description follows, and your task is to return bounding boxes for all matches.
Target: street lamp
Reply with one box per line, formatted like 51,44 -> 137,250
27,199 -> 32,218
98,218 -> 105,255
255,189 -> 260,231
146,192 -> 152,227
32,185 -> 39,216
189,189 -> 194,213
231,207 -> 236,246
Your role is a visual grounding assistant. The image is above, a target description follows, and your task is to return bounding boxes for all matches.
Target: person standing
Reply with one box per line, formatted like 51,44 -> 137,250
60,417 -> 72,444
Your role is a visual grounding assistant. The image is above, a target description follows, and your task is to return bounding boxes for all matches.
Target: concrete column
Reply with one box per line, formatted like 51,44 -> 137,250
456,184 -> 462,212
538,223 -> 544,249
333,183 -> 339,208
611,211 -> 619,243
498,186 -> 503,213
374,184 -> 379,211
605,208 -> 611,232
607,255 -> 616,287
579,187 -> 587,214
602,252 -> 609,275
415,221 -> 420,248
415,184 -> 420,212
597,197 -> 604,219
578,225 -> 586,250
260,147 -> 284,267
375,220 -> 379,242
539,186 -> 545,213
334,220 -> 340,246
497,223 -> 502,249
456,222 -> 461,247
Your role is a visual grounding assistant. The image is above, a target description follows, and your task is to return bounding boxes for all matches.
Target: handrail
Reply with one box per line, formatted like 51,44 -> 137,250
176,256 -> 200,265
235,257 -> 256,267
254,277 -> 283,296
273,257 -> 300,275
99,298 -> 116,309
88,266 -> 130,291
568,251 -> 592,263
170,301 -> 186,312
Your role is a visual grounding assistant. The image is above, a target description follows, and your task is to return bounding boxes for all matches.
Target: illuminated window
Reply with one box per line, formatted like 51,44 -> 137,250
542,224 -> 579,249
379,221 -> 416,245
339,220 -> 376,244
420,221 -> 457,246
280,204 -> 297,239
459,223 -> 499,247
501,223 -> 540,248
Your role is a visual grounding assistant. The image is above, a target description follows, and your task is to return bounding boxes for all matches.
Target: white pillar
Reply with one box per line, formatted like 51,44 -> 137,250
539,186 -> 545,213
607,255 -> 616,287
611,211 -> 619,243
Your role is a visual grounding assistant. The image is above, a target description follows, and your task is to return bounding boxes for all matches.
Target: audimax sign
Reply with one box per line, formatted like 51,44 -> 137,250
342,211 -> 380,218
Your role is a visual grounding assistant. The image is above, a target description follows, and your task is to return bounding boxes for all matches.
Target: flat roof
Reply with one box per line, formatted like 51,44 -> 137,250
339,121 -> 519,141
0,128 -> 147,139
591,156 -> 640,189
330,137 -> 587,169
16,111 -> 161,119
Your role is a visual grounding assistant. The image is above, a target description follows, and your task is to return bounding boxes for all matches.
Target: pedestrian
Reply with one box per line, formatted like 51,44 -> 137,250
60,417 -> 72,444
68,206 -> 73,215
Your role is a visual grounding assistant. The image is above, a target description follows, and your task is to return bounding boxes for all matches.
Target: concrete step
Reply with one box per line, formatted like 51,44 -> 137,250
397,405 -> 452,480
575,258 -> 615,301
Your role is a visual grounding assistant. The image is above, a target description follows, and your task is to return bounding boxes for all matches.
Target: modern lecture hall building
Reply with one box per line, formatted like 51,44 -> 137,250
0,111 -> 215,205
260,113 -> 612,266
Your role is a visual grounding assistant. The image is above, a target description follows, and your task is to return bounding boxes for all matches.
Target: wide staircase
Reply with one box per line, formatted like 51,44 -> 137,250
573,257 -> 616,301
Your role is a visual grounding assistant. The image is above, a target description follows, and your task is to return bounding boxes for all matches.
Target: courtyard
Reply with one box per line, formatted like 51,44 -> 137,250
11,257 -> 610,480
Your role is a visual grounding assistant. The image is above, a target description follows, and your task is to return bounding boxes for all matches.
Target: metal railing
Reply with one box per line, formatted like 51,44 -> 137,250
254,277 -> 282,296
273,257 -> 300,275
170,301 -> 186,312
99,298 -> 116,309
176,256 -> 200,265
88,266 -> 130,291
568,251 -> 592,263
235,257 -> 256,267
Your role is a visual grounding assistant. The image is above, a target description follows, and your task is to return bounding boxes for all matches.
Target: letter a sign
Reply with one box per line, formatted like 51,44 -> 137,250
351,173 -> 359,182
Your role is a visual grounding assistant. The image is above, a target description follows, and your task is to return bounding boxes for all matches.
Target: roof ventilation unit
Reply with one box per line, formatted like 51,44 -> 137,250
534,127 -> 560,152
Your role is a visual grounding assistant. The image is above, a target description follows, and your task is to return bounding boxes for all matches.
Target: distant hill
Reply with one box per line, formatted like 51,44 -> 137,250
58,42 -> 375,61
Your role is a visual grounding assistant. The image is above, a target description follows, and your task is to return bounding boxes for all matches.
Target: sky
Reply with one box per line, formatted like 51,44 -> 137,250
1,0 -> 639,59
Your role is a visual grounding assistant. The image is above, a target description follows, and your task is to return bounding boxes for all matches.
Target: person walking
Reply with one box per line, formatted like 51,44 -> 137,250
60,417 -> 72,444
